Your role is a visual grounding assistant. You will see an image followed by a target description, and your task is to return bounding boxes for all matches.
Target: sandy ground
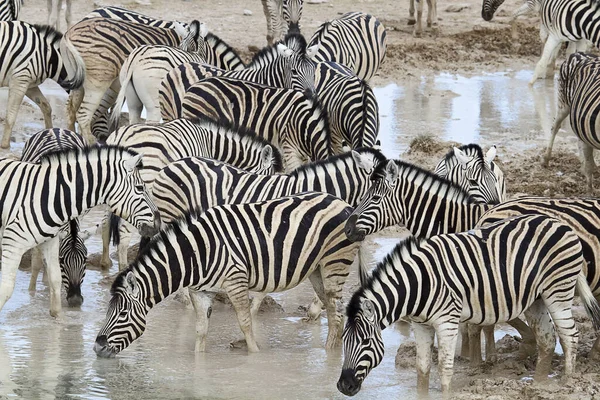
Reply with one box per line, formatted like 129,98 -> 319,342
1,0 -> 599,398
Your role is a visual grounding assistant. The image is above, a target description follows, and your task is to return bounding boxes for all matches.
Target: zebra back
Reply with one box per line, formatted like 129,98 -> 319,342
0,0 -> 21,21
314,61 -> 379,153
82,6 -> 186,30
308,12 -> 387,81
106,118 -> 283,185
181,76 -> 331,171
433,144 -> 506,204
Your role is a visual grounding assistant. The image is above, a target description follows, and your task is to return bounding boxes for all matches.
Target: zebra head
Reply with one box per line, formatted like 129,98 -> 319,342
105,150 -> 161,238
283,0 -> 303,34
345,160 -> 400,242
338,295 -> 384,396
450,146 -> 504,204
95,270 -> 148,358
179,20 -> 208,59
481,0 -> 505,20
58,219 -> 91,307
281,33 -> 319,93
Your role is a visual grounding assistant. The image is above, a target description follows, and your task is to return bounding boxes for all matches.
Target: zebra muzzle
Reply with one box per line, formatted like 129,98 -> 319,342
66,285 -> 84,308
345,214 -> 366,242
93,335 -> 116,358
337,369 -> 362,396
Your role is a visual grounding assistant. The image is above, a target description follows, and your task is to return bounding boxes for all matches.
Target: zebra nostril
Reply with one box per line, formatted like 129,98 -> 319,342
96,335 -> 108,347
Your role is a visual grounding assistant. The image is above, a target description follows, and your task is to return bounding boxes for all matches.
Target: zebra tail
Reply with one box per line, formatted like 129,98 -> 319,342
357,242 -> 372,287
59,37 -> 85,90
576,272 -> 600,331
108,213 -> 121,247
109,64 -> 134,133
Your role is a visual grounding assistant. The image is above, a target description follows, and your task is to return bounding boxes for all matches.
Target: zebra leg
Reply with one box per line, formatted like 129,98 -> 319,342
523,299 -> 556,380
459,323 -> 470,358
189,289 -> 215,352
309,269 -> 343,349
435,321 -> 460,394
582,142 -> 595,192
118,222 -> 133,271
304,295 -> 324,322
77,79 -> 115,143
590,336 -> 600,360
28,246 -> 44,292
408,0 -> 416,25
25,86 -> 53,129
223,267 -> 259,352
543,105 -> 570,167
0,249 -> 27,313
426,0 -> 436,28
414,0 -> 424,37
40,237 -> 63,317
67,89 -> 84,132
467,324 -> 483,366
100,213 -> 113,270
64,0 -> 72,29
47,0 -> 58,28
483,325 -> 496,363
507,317 -> 537,358
544,295 -> 578,376
530,35 -> 563,85
125,82 -> 144,125
250,292 -> 267,321
413,323 -> 435,395
2,78 -> 29,149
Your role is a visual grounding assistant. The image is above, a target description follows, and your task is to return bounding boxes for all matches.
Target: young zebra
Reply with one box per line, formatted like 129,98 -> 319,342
21,128 -> 91,308
182,77 -> 332,171
101,118 -> 283,270
345,159 -> 600,363
409,0 -> 438,37
0,22 -> 68,148
434,144 -> 506,204
544,52 -> 600,190
308,12 -> 387,81
159,33 -> 319,121
82,6 -> 185,29
109,21 -> 245,130
60,17 -> 186,142
0,0 -> 20,21
338,215 -> 600,395
0,146 -> 160,318
314,61 -> 379,153
94,192 -> 359,356
261,0 -> 303,44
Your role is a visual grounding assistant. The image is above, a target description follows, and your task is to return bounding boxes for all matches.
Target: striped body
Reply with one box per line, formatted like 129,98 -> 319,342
339,215 -> 593,395
314,61 -> 379,152
21,128 -> 88,307
151,148 -> 386,224
0,22 -> 68,148
0,0 -> 20,21
82,6 -> 186,29
434,144 -> 506,204
159,33 -> 318,121
95,192 -> 359,356
308,12 -> 387,81
182,77 -> 331,171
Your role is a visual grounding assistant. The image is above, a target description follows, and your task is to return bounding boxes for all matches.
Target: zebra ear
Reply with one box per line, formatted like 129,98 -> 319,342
385,160 -> 399,183
453,147 -> 470,168
373,140 -> 381,151
199,23 -> 209,38
261,145 -> 273,166
124,154 -> 143,173
276,43 -> 294,57
485,145 -> 497,164
125,271 -> 139,296
306,44 -> 320,60
352,150 -> 374,171
362,299 -> 375,321
342,141 -> 351,152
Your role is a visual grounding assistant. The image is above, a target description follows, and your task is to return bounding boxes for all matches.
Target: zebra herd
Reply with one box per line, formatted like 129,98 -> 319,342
0,0 -> 600,397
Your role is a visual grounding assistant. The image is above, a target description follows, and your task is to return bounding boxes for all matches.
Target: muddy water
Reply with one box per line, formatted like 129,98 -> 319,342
0,70 -> 569,399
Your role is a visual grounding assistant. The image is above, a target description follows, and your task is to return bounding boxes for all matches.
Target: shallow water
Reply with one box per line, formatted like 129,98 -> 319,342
0,71 -> 571,399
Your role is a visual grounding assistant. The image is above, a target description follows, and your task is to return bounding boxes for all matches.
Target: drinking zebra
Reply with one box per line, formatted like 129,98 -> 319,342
0,22 -> 68,148
181,77 -> 332,171
60,17 -> 186,142
544,52 -> 600,190
94,192 -> 359,356
308,12 -> 387,81
101,118 -> 283,270
21,128 -> 91,308
338,215 -> 600,395
159,33 -> 319,121
344,159 -> 600,363
109,20 -> 245,130
0,0 -> 20,21
434,144 -> 506,204
261,0 -> 303,44
314,62 -> 379,153
0,146 -> 160,318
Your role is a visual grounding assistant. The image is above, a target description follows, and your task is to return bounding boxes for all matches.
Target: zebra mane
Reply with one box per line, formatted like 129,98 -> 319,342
442,143 -> 485,164
188,116 -> 284,171
289,147 -> 386,177
32,23 -> 63,45
248,43 -> 281,68
37,145 -> 140,165
205,33 -> 246,68
282,32 -> 309,55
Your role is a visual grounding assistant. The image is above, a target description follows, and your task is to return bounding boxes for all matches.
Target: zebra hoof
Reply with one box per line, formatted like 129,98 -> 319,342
229,339 -> 247,350
407,18 -> 416,26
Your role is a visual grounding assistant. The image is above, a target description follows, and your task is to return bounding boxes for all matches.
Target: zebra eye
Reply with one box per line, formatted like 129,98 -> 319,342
135,185 -> 144,192
362,338 -> 370,346
372,194 -> 381,202
468,179 -> 478,186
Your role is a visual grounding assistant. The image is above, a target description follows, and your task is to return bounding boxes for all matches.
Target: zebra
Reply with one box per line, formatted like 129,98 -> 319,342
101,118 -> 283,270
0,146 -> 160,318
344,159 -> 600,363
409,0 -> 438,37
434,144 -> 506,204
0,22 -> 68,149
82,6 -> 185,29
314,61 -> 379,153
308,12 -> 387,81
47,0 -> 71,30
158,33 -> 319,122
261,0 -> 303,44
181,76 -> 332,171
544,52 -> 600,190
59,17 -> 187,143
0,0 -> 21,21
338,215 -> 600,396
109,20 -> 245,131
94,192 -> 360,356
21,128 -> 92,308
